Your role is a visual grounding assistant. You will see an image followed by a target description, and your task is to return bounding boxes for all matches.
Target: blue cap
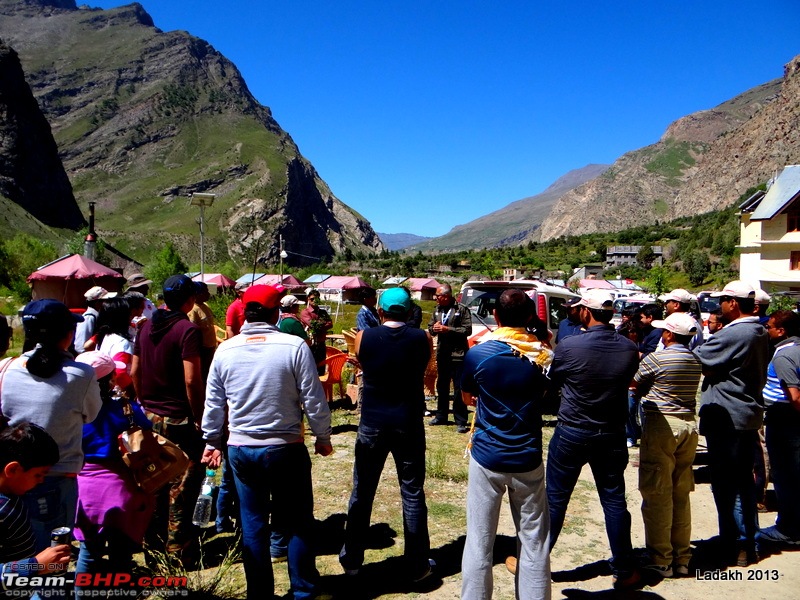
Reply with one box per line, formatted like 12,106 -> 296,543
379,288 -> 411,314
163,274 -> 201,309
22,299 -> 83,335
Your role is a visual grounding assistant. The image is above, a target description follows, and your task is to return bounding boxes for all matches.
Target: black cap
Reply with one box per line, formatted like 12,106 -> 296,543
22,299 -> 83,336
163,275 -> 200,309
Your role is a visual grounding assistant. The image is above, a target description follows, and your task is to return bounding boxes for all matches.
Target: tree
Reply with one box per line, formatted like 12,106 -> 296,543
644,266 -> 669,297
145,243 -> 188,293
685,251 -> 711,287
636,245 -> 656,269
1,234 -> 59,301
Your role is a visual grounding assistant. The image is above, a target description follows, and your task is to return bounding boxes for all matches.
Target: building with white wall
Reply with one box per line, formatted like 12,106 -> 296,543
739,165 -> 800,292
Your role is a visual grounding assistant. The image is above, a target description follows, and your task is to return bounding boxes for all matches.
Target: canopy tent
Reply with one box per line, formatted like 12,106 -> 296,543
191,273 -> 237,291
405,278 -> 442,301
252,274 -> 305,292
303,274 -> 331,285
317,275 -> 370,303
578,278 -> 617,292
27,254 -> 125,309
382,276 -> 408,286
235,273 -> 265,287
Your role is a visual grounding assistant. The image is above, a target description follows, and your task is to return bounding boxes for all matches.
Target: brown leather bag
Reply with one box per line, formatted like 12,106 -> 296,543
118,401 -> 190,495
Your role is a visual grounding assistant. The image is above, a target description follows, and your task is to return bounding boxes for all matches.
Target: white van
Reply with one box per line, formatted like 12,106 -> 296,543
458,279 -> 580,346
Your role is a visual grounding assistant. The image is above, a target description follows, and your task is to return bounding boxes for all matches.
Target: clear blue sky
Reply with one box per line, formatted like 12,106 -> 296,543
92,1 -> 800,238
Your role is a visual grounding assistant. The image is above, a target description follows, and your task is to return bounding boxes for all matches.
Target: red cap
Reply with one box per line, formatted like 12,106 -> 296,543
242,284 -> 286,309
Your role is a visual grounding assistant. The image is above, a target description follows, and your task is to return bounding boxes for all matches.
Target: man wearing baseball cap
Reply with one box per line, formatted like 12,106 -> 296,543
546,288 -> 641,589
340,286 -> 434,582
658,289 -> 703,350
225,281 -> 248,339
555,296 -> 584,344
277,295 -> 308,342
74,286 -> 116,354
694,280 -> 769,566
201,284 -> 332,600
132,274 -> 204,561
631,312 -> 703,578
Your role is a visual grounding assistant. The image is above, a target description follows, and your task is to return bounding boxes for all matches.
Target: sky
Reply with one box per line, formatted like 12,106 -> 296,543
91,1 -> 800,238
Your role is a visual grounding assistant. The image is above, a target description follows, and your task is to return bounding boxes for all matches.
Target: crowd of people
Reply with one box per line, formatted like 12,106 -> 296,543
0,275 -> 798,600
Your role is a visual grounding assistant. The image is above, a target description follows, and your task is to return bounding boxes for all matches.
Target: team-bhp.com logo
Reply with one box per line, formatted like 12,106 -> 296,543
2,571 -> 188,597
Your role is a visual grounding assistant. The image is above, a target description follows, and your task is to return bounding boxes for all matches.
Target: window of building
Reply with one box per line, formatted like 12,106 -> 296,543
787,208 -> 800,232
791,251 -> 800,270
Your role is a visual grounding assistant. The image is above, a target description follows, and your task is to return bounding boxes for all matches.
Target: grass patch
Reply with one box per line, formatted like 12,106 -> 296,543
426,445 -> 469,483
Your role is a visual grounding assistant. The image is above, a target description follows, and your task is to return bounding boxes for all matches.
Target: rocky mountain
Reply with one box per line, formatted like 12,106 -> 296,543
0,38 -> 84,236
535,58 -> 799,241
407,164 -> 610,252
379,232 -> 432,251
0,0 -> 384,265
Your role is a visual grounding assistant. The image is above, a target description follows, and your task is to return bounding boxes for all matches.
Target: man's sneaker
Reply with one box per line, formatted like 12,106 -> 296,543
271,555 -> 287,564
412,558 -> 436,583
612,569 -> 642,590
756,525 -> 800,546
672,564 -> 690,577
456,425 -> 470,434
642,564 -> 672,578
429,417 -> 448,426
343,567 -> 359,576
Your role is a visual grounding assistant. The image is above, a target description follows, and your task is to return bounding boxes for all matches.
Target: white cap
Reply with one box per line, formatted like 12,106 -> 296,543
658,288 -> 694,303
710,280 -> 756,299
578,289 -> 614,310
84,286 -> 117,302
652,312 -> 699,336
754,288 -> 771,305
280,294 -> 300,309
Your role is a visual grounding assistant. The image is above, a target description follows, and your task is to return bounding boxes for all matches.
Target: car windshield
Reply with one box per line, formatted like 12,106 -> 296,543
461,287 -> 500,327
698,294 -> 720,313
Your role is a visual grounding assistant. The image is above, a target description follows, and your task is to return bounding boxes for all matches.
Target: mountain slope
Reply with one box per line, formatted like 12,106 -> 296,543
408,164 -> 609,252
536,66 -> 796,241
0,0 -> 384,265
0,38 -> 84,234
378,233 -> 432,251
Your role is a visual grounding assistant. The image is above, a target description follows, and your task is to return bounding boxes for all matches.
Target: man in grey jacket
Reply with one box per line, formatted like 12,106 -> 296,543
694,280 -> 769,567
201,283 -> 332,600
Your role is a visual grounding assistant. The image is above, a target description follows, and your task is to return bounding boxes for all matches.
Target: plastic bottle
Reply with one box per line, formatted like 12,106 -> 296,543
191,468 -> 217,527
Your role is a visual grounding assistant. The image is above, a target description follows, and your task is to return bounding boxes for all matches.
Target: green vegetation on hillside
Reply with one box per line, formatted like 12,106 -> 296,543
0,189 -> 760,315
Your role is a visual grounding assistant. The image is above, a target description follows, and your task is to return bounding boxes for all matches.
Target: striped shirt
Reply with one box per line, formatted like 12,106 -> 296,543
763,338 -> 800,406
0,493 -> 37,579
634,345 -> 702,415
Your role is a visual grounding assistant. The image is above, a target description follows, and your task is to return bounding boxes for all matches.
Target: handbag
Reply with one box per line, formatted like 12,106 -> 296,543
117,397 -> 190,494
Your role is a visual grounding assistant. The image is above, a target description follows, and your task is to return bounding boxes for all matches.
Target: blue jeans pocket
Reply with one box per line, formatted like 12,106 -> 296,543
29,483 -> 61,521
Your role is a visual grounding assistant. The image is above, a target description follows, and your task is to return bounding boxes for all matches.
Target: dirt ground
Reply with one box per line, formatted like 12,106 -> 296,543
203,412 -> 799,600
417,443 -> 800,600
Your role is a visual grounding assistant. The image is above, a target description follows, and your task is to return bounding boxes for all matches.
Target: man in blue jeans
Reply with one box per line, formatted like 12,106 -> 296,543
546,289 -> 641,590
339,288 -> 434,582
201,283 -> 333,600
694,280 -> 768,567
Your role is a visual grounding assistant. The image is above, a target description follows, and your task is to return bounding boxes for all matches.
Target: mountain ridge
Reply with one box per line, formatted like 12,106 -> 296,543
0,0 -> 384,266
407,164 -> 609,252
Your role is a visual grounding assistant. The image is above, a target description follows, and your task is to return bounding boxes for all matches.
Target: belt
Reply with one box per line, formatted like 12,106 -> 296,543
558,421 -> 624,434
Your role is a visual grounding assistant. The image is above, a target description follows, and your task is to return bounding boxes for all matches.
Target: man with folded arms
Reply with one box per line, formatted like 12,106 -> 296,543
460,289 -> 552,600
339,288 -> 434,583
632,312 -> 703,578
202,284 -> 332,600
546,289 -> 641,589
693,280 -> 769,566
756,310 -> 800,547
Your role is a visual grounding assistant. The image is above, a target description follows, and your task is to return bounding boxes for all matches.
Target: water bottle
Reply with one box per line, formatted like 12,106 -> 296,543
191,468 -> 216,527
